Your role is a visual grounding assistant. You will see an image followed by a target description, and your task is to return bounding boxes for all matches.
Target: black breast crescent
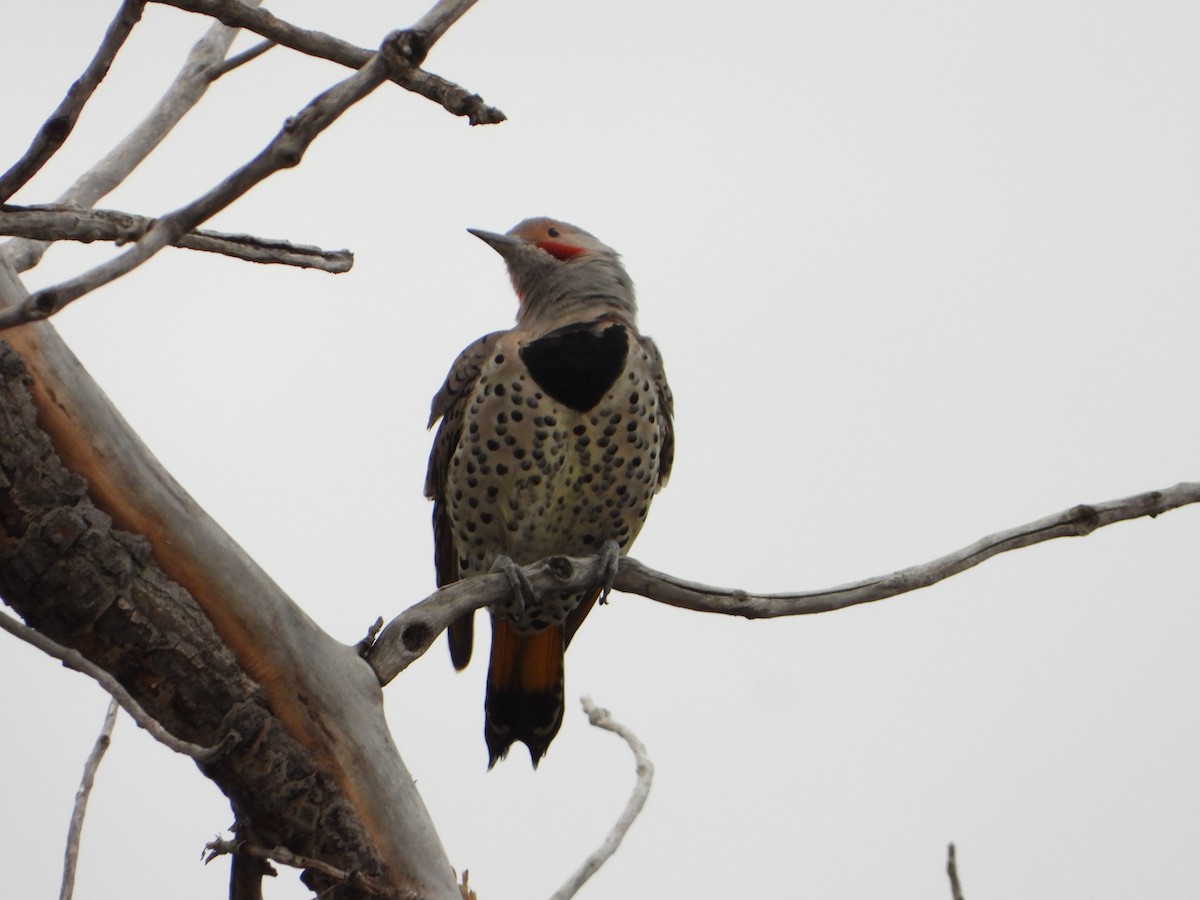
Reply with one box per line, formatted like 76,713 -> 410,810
519,323 -> 629,412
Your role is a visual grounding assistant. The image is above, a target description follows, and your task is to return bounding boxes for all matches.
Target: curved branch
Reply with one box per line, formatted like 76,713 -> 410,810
0,0 -> 147,204
366,482 -> 1200,682
619,482 -> 1200,617
548,698 -> 653,900
0,205 -> 353,273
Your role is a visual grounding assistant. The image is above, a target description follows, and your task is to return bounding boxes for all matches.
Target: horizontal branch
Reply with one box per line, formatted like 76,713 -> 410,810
0,0 -> 147,203
0,205 -> 352,272
366,482 -> 1200,683
151,0 -> 505,125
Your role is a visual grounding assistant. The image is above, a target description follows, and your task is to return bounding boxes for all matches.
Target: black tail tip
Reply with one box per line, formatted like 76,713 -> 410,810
484,688 -> 562,769
486,731 -> 552,769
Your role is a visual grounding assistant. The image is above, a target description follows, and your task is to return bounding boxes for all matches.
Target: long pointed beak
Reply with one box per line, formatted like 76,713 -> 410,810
467,228 -> 522,257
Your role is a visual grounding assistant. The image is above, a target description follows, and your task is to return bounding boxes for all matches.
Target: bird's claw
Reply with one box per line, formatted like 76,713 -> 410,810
593,539 -> 621,606
491,555 -> 536,618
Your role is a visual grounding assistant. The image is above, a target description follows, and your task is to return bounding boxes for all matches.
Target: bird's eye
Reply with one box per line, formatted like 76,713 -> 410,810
547,227 -> 560,238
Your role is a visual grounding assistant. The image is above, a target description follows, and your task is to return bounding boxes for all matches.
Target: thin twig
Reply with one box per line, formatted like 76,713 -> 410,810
59,699 -> 119,900
0,205 -> 353,272
205,838 -> 348,881
366,482 -> 1200,683
150,0 -> 505,124
0,609 -> 232,761
548,698 -> 653,900
207,38 -> 276,80
0,2 -> 264,274
947,843 -> 965,900
0,0 -> 147,203
204,837 -> 388,896
0,32 -> 409,330
356,617 -> 385,656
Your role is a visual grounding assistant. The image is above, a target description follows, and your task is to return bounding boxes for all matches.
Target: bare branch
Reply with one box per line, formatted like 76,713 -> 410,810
367,482 -> 1200,682
0,205 -> 352,273
150,0 -> 505,125
369,567 -> 521,683
204,837 -> 388,896
411,0 -> 481,50
59,699 -> 119,900
207,38 -> 276,80
947,843 -> 965,900
1,3 -> 264,274
0,33 -> 408,331
548,698 -> 653,900
0,0 -> 147,204
0,609 -> 231,762
615,482 -> 1200,618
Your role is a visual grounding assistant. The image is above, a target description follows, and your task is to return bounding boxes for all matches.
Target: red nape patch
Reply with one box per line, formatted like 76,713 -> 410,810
536,240 -> 586,261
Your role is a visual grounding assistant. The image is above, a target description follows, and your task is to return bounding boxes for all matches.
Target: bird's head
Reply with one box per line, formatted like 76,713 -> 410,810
468,217 -> 636,328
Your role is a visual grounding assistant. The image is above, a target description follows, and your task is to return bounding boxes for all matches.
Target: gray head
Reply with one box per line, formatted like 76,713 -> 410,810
468,217 -> 637,330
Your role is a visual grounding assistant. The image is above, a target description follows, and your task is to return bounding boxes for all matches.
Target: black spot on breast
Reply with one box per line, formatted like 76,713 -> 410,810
519,324 -> 629,413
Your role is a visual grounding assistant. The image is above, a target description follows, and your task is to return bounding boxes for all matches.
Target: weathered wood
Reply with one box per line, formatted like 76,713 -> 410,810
0,263 -> 458,899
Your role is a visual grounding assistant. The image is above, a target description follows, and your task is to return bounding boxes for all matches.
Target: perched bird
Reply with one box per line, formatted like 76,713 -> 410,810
426,217 -> 674,767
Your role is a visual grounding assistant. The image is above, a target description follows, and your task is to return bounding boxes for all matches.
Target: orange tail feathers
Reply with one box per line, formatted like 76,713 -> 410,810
485,620 -> 565,767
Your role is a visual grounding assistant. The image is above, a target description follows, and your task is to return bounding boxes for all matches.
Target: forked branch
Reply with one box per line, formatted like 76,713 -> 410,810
366,482 -> 1200,683
0,32 -> 411,331
0,7 -> 261,274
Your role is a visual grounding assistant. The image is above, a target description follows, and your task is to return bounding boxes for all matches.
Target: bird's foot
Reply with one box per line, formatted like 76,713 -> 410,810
592,539 -> 622,606
491,555 -> 536,619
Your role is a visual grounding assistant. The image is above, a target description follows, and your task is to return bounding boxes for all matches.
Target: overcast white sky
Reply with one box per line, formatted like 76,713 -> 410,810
3,2 -> 1199,898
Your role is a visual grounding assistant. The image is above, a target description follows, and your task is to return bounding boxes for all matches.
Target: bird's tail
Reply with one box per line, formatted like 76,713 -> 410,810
484,620 -> 565,768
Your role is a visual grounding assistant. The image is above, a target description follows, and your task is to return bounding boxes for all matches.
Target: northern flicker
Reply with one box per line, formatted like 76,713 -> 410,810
425,217 -> 674,767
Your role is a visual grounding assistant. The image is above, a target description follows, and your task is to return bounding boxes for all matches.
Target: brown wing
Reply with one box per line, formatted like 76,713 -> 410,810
426,331 -> 504,669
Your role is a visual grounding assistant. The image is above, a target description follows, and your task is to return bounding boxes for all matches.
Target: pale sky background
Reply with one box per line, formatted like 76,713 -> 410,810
3,2 -> 1199,898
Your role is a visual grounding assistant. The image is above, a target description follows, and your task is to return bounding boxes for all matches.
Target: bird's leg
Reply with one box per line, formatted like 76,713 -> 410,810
490,555 -> 536,619
592,539 -> 622,606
